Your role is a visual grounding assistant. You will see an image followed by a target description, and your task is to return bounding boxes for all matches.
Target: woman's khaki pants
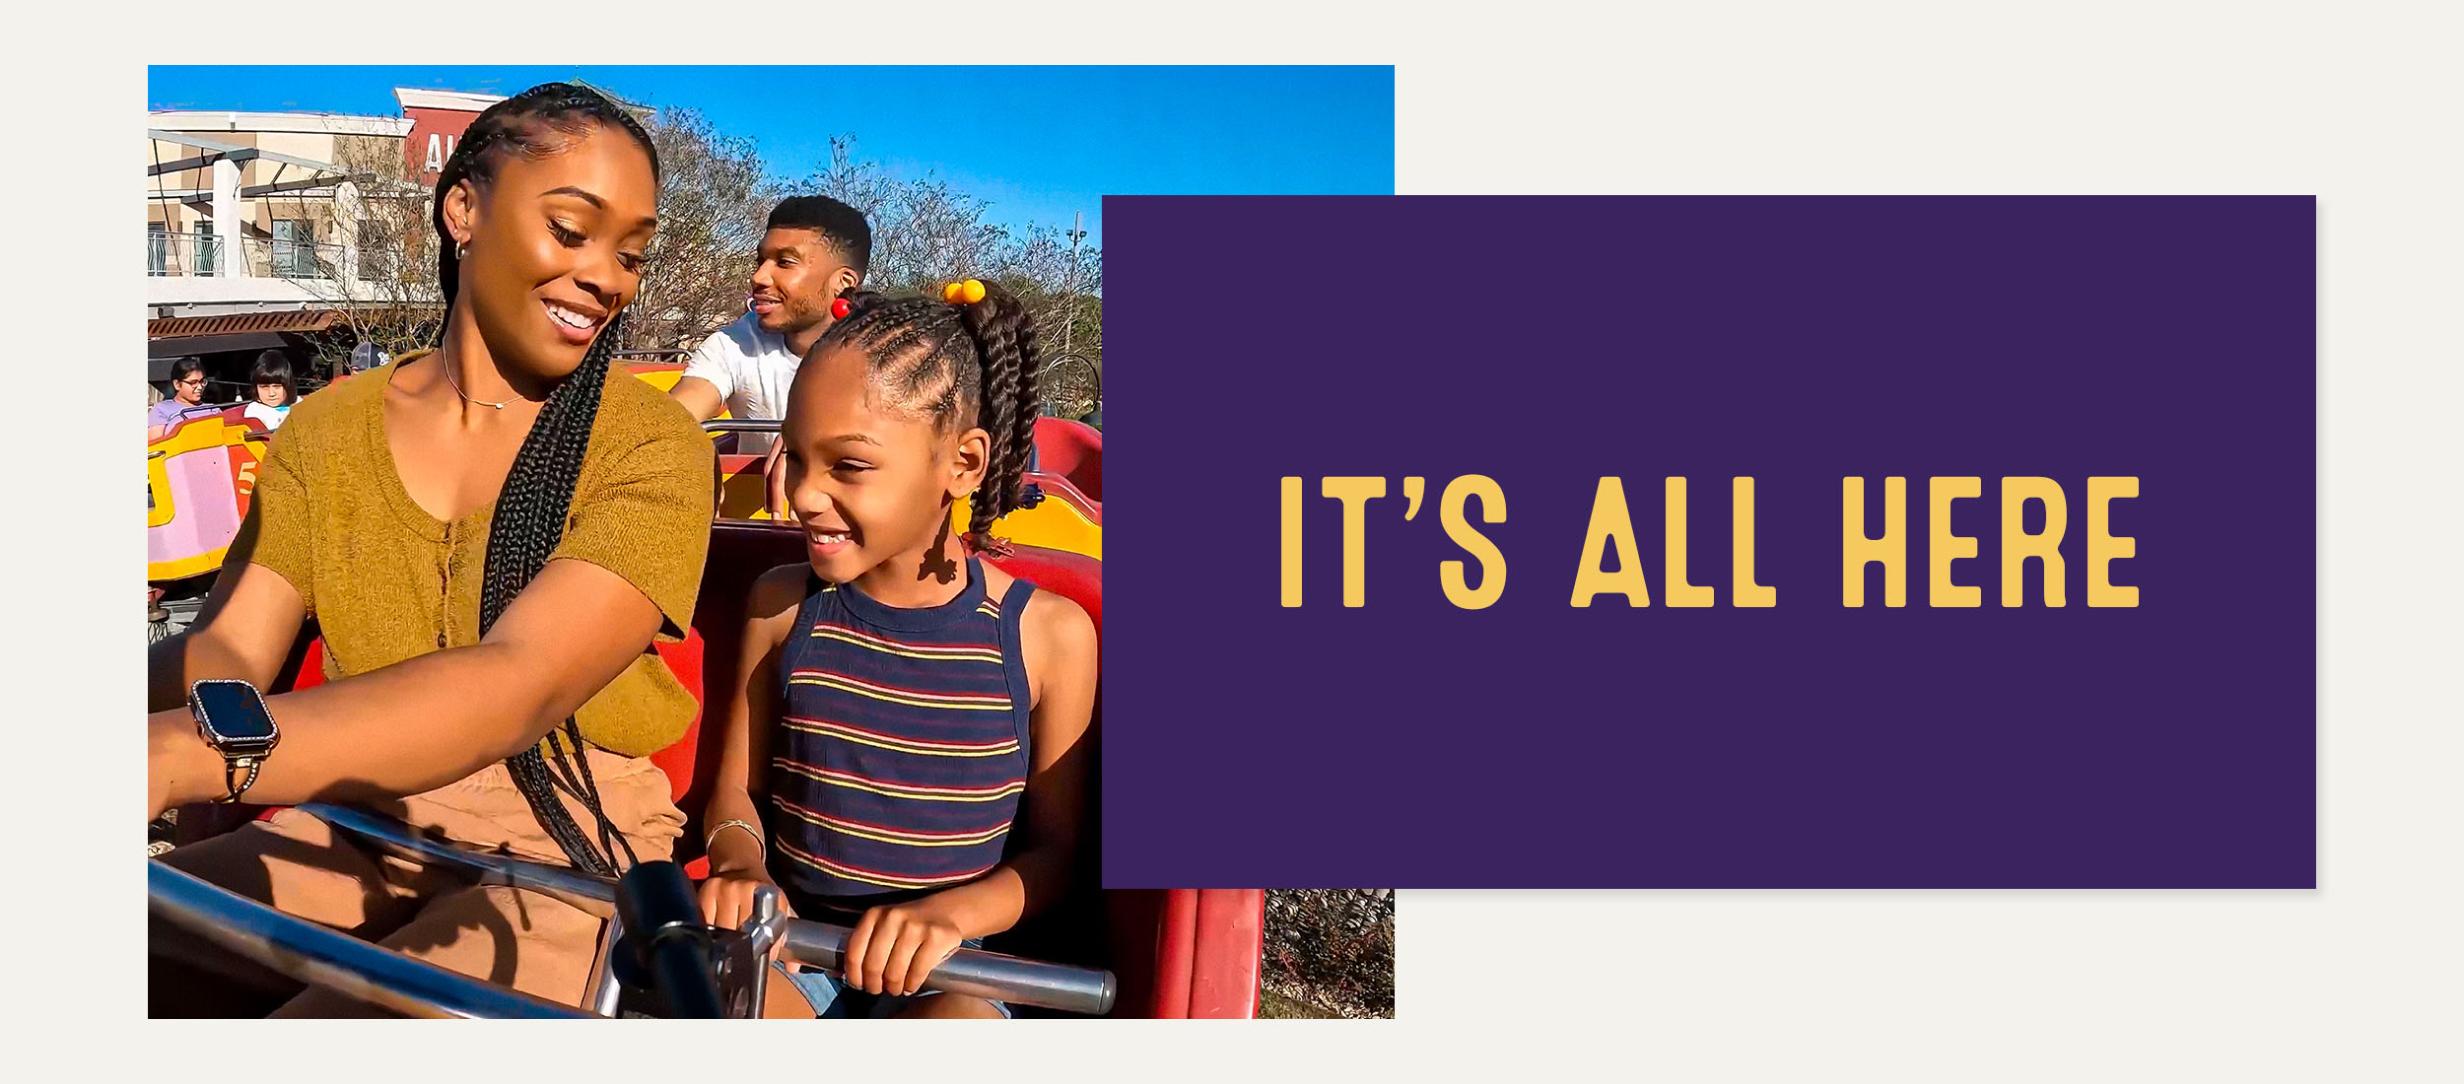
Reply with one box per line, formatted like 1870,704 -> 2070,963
149,749 -> 683,1018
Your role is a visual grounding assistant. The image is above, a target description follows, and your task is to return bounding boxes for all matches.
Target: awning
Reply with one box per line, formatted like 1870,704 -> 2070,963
146,130 -> 368,188
149,310 -> 341,339
149,331 -> 297,370
147,311 -> 342,378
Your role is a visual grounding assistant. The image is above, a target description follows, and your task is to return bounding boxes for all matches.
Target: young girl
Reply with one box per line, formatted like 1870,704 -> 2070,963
243,350 -> 296,430
696,280 -> 1098,1019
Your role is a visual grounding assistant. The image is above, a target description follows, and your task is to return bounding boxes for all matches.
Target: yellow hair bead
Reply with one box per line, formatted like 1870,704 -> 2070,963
943,281 -> 965,303
943,278 -> 989,305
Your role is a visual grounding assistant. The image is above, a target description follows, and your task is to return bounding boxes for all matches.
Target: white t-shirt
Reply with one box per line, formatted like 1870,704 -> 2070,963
680,312 -> 801,450
244,402 -> 291,430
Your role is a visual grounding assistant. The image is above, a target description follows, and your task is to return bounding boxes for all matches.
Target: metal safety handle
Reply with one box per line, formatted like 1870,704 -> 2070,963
699,419 -> 1045,494
149,862 -> 590,1019
302,803 -> 1115,1015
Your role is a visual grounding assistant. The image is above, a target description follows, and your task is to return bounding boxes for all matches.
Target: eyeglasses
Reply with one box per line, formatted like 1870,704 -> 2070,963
175,377 -> 206,387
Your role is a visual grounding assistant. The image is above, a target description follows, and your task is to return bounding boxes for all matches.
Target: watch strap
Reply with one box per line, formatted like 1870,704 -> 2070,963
213,756 -> 263,805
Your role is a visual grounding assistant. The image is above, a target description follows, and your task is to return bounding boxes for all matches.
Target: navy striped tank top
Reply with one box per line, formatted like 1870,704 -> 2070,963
767,557 -> 1034,910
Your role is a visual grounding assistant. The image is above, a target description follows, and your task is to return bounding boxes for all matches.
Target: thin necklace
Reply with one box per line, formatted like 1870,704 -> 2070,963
440,356 -> 511,411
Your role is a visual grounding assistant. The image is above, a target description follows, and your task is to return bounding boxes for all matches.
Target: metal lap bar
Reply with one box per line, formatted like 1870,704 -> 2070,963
699,418 -> 1046,509
148,862 -> 588,1019
301,803 -> 1117,1016
703,417 -> 782,462
780,921 -> 1115,1016
303,802 -> 620,914
583,911 -> 629,1017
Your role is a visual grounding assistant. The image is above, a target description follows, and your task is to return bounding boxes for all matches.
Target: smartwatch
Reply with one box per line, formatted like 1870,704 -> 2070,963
187,679 -> 280,804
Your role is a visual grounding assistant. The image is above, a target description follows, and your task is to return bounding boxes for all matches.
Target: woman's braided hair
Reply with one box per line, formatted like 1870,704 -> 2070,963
431,83 -> 659,876
818,283 -> 1042,553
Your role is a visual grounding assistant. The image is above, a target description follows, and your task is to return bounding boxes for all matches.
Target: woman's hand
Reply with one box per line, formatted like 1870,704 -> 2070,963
843,895 -> 968,997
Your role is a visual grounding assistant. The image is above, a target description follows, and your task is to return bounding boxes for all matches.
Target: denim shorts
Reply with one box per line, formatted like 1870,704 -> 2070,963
778,938 -> 1012,1019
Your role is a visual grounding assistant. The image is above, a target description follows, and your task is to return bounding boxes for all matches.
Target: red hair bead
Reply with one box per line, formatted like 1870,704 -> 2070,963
830,296 -> 852,319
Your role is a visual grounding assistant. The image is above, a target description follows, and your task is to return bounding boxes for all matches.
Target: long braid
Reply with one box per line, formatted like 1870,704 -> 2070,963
430,83 -> 659,876
955,289 -> 1042,549
484,315 -> 638,876
815,283 -> 1043,554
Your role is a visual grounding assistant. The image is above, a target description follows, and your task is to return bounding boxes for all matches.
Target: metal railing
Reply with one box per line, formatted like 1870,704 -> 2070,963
703,418 -> 1045,473
149,862 -> 591,1018
244,234 -> 347,279
145,231 -> 224,277
145,230 -> 351,280
1036,352 -> 1101,421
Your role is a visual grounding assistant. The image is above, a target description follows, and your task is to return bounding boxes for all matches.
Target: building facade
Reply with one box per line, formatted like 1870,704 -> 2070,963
146,88 -> 502,379
146,88 -> 504,317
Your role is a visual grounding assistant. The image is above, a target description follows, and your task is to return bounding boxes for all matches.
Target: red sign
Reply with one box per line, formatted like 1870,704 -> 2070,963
402,103 -> 480,185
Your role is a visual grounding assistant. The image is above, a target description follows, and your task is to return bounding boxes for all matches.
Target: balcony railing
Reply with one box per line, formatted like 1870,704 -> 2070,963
146,230 -> 350,280
145,231 -> 223,277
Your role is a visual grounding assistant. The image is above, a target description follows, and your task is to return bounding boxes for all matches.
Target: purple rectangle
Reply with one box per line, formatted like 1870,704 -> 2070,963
1101,196 -> 2314,888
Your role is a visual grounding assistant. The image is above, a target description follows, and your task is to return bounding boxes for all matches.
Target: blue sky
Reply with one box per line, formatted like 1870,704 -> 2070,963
147,66 -> 1395,245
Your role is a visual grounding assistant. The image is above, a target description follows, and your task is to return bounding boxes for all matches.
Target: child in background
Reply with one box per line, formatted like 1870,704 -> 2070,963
244,351 -> 297,430
696,280 -> 1098,1019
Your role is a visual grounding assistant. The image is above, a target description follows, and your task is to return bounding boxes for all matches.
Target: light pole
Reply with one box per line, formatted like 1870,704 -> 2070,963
1061,210 -> 1086,357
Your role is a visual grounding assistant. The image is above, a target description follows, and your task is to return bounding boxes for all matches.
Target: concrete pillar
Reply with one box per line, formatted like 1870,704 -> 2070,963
211,158 -> 242,278
334,179 -> 362,293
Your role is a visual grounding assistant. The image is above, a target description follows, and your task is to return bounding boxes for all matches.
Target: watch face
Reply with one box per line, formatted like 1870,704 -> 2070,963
192,680 -> 277,744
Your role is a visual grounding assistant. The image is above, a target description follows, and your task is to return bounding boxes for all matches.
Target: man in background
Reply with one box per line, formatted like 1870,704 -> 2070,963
671,196 -> 871,438
670,195 -> 871,517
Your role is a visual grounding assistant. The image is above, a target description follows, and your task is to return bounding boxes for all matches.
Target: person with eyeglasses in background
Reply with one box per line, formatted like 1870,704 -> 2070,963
149,357 -> 216,441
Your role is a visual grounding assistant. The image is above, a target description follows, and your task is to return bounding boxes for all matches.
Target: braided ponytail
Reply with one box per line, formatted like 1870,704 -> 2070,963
430,83 -> 659,876
953,286 -> 1042,552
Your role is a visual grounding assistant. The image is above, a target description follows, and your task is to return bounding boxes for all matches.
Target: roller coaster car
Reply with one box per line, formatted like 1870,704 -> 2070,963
633,360 -> 1102,547
1029,416 -> 1103,508
147,405 -> 272,586
703,417 -> 1103,560
162,415 -> 1259,1018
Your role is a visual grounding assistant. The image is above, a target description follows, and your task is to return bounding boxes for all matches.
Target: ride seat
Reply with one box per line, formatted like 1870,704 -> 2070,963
1032,417 -> 1103,504
1028,472 -> 1102,527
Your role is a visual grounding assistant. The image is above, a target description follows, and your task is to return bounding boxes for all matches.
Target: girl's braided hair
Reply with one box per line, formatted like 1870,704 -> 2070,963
431,83 -> 659,876
818,282 -> 1042,553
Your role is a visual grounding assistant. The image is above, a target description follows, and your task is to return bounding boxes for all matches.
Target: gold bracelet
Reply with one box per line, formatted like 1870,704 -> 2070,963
706,818 -> 764,853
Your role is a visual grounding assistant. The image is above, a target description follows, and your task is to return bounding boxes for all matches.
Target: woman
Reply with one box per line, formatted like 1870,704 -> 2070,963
147,83 -> 716,1017
147,356 -> 212,440
243,350 -> 296,430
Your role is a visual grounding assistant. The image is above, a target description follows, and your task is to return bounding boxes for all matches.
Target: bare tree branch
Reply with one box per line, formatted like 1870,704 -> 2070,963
792,136 -> 1105,406
628,107 -> 777,352
302,121 -> 1102,404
